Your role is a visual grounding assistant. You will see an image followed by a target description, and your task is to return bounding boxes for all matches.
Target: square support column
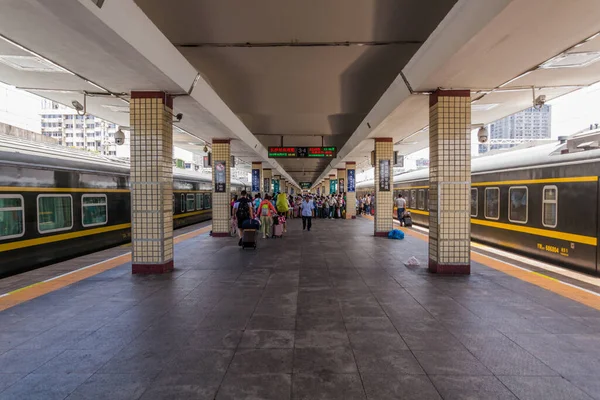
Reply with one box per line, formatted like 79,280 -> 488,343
374,138 -> 393,236
273,175 -> 281,194
263,168 -> 272,194
324,178 -> 330,196
337,169 -> 346,195
251,162 -> 262,196
211,139 -> 231,237
345,162 -> 356,219
130,91 -> 174,274
428,90 -> 471,274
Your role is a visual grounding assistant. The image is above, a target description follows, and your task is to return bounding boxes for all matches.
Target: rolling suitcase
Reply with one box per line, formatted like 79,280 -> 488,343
403,216 -> 413,227
272,223 -> 284,238
242,229 -> 258,249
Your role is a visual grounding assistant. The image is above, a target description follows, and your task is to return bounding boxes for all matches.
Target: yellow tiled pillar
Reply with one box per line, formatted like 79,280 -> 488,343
324,178 -> 330,196
130,91 -> 174,274
345,162 -> 356,219
211,139 -> 231,237
428,89 -> 471,274
251,162 -> 262,196
263,168 -> 272,194
281,180 -> 287,195
374,138 -> 393,236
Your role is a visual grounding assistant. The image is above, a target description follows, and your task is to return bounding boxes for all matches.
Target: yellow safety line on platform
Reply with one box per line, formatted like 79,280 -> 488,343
363,214 -> 600,311
0,225 -> 212,312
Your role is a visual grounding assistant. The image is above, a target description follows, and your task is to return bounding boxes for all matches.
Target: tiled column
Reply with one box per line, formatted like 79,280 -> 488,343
273,175 -> 281,194
346,162 -> 356,219
337,169 -> 346,195
281,180 -> 287,195
211,139 -> 231,237
428,89 -> 471,274
324,177 -> 330,196
251,162 -> 262,196
263,168 -> 272,194
374,138 -> 393,237
130,91 -> 174,274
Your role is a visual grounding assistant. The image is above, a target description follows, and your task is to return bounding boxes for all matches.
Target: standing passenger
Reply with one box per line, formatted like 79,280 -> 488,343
234,190 -> 254,246
301,195 -> 315,231
395,193 -> 406,226
258,194 -> 278,238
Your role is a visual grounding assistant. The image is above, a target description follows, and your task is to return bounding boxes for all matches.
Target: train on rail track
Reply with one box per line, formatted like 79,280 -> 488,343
0,135 -> 245,277
357,139 -> 600,274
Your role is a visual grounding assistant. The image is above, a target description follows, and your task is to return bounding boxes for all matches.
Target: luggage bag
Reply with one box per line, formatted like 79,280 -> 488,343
404,216 -> 413,227
272,223 -> 284,238
242,229 -> 258,249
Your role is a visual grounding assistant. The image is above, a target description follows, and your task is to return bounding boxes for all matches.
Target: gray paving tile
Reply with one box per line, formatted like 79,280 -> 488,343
183,330 -> 243,349
34,348 -> 119,374
229,348 -> 293,373
66,372 -> 159,400
138,372 -> 223,400
0,373 -> 91,400
354,348 -> 425,375
430,375 -> 517,400
216,373 -> 291,400
246,315 -> 296,330
401,330 -> 466,351
565,375 -> 600,400
239,330 -> 294,348
344,316 -> 397,332
0,373 -> 24,393
0,348 -> 64,374
499,376 -> 594,400
348,330 -> 408,352
166,348 -> 234,374
293,346 -> 358,374
293,373 -> 366,400
362,373 -> 441,400
295,330 -> 350,348
413,350 -> 493,376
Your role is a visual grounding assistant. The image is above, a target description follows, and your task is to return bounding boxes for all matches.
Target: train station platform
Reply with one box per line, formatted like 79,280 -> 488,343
1,218 -> 600,400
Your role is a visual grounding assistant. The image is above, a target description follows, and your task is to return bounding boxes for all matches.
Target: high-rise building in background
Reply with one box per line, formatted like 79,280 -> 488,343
479,105 -> 551,154
40,99 -> 125,156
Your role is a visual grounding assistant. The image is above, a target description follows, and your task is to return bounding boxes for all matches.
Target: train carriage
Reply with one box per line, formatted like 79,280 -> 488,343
357,142 -> 600,274
0,137 -> 245,277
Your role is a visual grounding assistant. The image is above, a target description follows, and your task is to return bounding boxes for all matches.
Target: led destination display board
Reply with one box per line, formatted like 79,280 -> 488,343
268,147 -> 336,158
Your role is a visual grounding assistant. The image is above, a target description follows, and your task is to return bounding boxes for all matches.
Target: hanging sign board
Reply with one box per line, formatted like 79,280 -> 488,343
273,180 -> 280,194
214,160 -> 226,193
347,169 -> 356,192
300,182 -> 312,189
268,147 -> 336,158
330,179 -> 337,194
251,169 -> 260,192
263,178 -> 271,194
379,159 -> 390,191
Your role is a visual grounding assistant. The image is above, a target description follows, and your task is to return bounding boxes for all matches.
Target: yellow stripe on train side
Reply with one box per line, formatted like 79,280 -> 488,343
0,186 -> 129,193
0,223 -> 131,252
471,176 -> 598,186
404,208 -> 597,247
174,210 -> 211,219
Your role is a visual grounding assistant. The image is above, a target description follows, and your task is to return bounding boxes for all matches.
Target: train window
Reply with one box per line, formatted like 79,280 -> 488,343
37,195 -> 73,233
410,190 -> 416,209
186,194 -> 195,212
82,194 -> 107,227
196,193 -> 203,210
508,187 -> 528,224
0,195 -> 24,240
417,190 -> 425,210
542,186 -> 558,228
470,189 -> 478,217
204,193 -> 212,209
180,194 -> 185,212
484,188 -> 500,220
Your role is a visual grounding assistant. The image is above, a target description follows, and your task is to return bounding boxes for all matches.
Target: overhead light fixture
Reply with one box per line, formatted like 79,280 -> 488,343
471,103 -> 499,112
539,51 -> 600,69
0,55 -> 69,73
0,34 -> 74,75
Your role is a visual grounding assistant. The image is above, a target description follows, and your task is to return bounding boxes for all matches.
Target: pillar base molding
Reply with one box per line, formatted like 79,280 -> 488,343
374,231 -> 388,237
211,232 -> 230,237
132,260 -> 174,275
428,260 -> 470,275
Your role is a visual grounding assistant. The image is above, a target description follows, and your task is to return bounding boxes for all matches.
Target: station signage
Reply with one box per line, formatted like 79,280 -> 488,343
347,169 -> 356,193
214,160 -> 226,193
251,169 -> 260,192
300,182 -> 312,189
268,147 -> 337,158
379,159 -> 391,191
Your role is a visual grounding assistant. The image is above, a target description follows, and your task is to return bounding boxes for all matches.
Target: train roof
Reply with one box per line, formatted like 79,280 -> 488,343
357,141 -> 600,188
0,134 -> 245,186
